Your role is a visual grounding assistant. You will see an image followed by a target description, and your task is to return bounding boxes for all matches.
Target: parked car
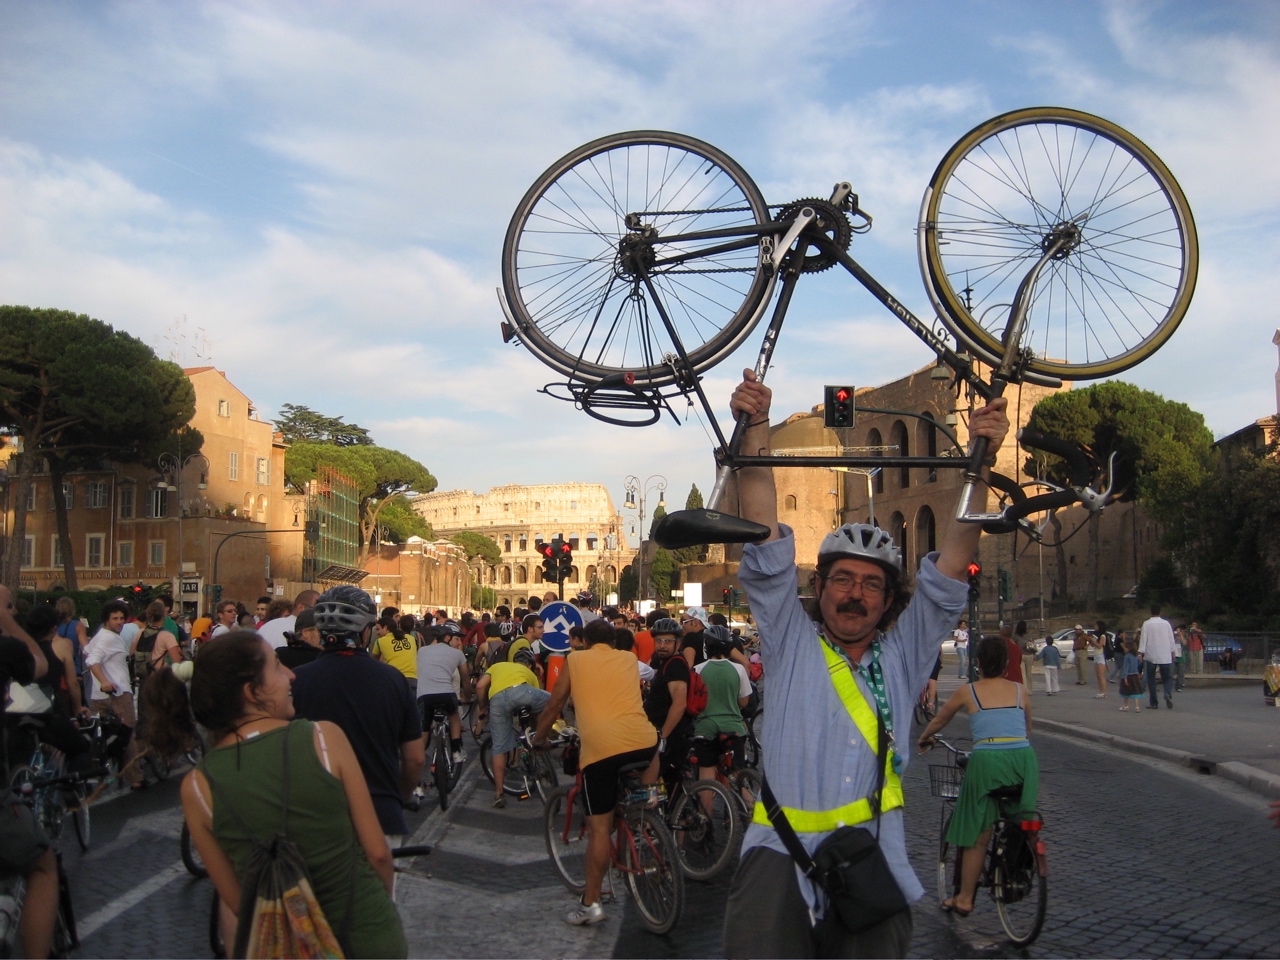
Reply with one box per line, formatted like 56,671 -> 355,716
1204,633 -> 1244,669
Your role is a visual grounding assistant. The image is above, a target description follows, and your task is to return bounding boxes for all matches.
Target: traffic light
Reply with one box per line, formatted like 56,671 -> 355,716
212,583 -> 223,604
966,561 -> 981,601
824,385 -> 855,428
131,583 -> 145,606
998,568 -> 1012,601
723,587 -> 731,605
558,539 -> 573,582
538,540 -> 558,583
304,520 -> 320,543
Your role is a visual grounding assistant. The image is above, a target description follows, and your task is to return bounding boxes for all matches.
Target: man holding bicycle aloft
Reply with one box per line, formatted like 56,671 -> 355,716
722,369 -> 1008,959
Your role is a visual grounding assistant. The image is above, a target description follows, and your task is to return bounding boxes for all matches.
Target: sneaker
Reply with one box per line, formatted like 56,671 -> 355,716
565,900 -> 606,926
493,796 -> 507,809
452,749 -> 466,765
1165,696 -> 1173,709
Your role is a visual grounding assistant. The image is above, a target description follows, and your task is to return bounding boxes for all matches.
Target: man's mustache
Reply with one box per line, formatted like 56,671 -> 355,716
835,598 -> 867,617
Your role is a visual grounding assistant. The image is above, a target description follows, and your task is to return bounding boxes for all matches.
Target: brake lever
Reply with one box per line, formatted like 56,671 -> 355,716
1073,450 -> 1117,515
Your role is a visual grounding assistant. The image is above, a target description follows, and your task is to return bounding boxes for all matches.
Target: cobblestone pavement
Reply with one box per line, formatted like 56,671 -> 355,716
55,711 -> 1280,958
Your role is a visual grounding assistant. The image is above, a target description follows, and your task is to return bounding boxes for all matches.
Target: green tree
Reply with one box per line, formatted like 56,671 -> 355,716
648,547 -> 678,602
274,404 -> 372,446
284,442 -> 437,560
471,584 -> 497,610
0,306 -> 199,590
618,564 -> 638,606
450,531 -> 502,567
672,484 -> 706,565
648,502 -> 667,540
374,498 -> 433,544
1025,382 -> 1214,606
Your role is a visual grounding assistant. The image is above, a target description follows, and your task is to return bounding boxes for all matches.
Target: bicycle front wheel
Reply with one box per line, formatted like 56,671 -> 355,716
502,131 -> 776,387
728,768 -> 761,820
433,739 -> 451,812
993,829 -> 1047,945
543,785 -> 588,895
937,808 -> 960,907
622,808 -> 685,935
920,107 -> 1197,380
72,784 -> 91,851
668,778 -> 741,881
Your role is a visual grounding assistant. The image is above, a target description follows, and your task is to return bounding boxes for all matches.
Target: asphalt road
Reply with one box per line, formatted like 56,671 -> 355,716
56,717 -> 1280,959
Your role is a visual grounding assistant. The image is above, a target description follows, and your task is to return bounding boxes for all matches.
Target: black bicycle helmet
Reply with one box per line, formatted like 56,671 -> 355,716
313,585 -> 377,648
704,624 -> 734,656
512,646 -> 537,670
651,617 -> 683,638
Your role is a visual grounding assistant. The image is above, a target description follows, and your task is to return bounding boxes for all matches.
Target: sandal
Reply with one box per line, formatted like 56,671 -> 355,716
941,898 -> 973,917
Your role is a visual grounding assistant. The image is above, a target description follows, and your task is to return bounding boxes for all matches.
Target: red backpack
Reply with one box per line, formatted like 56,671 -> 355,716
665,658 -> 709,716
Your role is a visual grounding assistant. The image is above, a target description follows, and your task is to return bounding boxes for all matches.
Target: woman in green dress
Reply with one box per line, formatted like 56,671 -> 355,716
917,635 -> 1039,916
149,630 -> 406,957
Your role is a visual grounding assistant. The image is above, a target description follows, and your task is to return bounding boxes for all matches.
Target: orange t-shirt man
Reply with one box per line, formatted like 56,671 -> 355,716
632,629 -> 655,665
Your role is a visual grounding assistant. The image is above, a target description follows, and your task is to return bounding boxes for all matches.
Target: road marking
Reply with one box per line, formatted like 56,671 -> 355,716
77,861 -> 187,940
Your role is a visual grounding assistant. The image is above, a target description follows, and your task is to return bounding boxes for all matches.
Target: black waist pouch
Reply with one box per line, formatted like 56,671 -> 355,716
812,825 -> 908,934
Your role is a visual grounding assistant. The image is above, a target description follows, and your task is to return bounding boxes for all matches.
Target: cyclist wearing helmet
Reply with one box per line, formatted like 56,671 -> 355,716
721,369 -> 1009,959
643,617 -> 693,790
291,586 -> 425,840
692,625 -> 752,779
417,620 -> 472,765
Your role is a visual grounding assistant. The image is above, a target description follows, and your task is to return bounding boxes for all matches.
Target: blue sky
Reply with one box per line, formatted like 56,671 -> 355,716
2,1 -> 1277,531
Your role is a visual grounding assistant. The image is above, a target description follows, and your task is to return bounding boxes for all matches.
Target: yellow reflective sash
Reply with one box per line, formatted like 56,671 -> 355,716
753,638 -> 905,831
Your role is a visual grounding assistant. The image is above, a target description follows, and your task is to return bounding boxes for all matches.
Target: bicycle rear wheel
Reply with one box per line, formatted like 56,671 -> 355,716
433,738 -> 451,811
920,107 -> 1197,380
180,821 -> 208,878
543,785 -> 588,895
71,783 -> 91,851
993,827 -> 1047,945
937,808 -> 960,907
502,130 -> 776,387
728,768 -> 761,820
622,808 -> 685,935
668,778 -> 741,881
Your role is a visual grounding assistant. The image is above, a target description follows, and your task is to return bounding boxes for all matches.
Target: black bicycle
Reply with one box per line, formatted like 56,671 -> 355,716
927,737 -> 1048,946
499,109 -> 1196,549
0,776 -> 79,958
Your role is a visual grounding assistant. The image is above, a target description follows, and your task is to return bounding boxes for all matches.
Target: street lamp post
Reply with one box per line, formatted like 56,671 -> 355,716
623,474 -> 666,606
157,449 -> 209,615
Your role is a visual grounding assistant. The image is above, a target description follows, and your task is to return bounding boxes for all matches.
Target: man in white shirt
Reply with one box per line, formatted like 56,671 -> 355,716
84,599 -> 144,787
1138,603 -> 1177,710
257,589 -> 320,649
207,600 -> 238,641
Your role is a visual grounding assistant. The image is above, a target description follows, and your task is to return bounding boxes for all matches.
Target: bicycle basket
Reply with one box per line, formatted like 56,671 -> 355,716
929,763 -> 964,799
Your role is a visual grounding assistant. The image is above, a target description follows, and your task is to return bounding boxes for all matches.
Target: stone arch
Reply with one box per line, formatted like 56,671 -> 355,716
515,565 -> 528,584
867,428 -> 885,494
242,492 -> 253,516
500,566 -> 512,585
784,494 -> 798,511
889,421 -> 909,489
255,494 -> 268,522
606,564 -> 617,582
914,505 -> 936,568
586,564 -> 597,583
917,413 -> 938,484
888,511 -> 907,561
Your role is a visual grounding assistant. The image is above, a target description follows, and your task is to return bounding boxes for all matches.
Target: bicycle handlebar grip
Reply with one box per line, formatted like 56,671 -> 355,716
963,435 -> 990,478
1002,487 -> 1079,524
1017,428 -> 1094,487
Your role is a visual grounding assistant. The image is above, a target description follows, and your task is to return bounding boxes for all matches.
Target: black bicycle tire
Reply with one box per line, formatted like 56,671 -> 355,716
623,808 -> 685,934
54,855 -> 78,957
180,821 -> 209,878
208,888 -> 226,959
502,130 -> 776,388
145,751 -> 172,782
668,778 -> 741,881
920,106 -> 1197,380
543,785 -> 588,895
728,768 -> 761,820
72,785 -> 91,851
479,738 -> 529,798
937,807 -> 960,906
433,738 -> 451,812
993,830 -> 1048,945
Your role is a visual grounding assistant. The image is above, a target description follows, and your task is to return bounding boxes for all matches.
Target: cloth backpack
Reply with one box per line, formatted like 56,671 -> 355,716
664,657 -> 709,716
200,726 -> 350,959
130,626 -> 162,682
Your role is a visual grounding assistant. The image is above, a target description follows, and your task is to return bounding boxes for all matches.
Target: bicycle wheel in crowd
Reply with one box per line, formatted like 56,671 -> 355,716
920,106 -> 1197,381
623,808 -> 685,935
668,778 -> 741,882
71,783 -> 91,851
937,808 -> 961,907
502,130 -> 776,387
543,785 -> 588,895
181,821 -> 209,878
993,826 -> 1047,946
433,739 -> 451,812
54,855 -> 79,956
479,739 -> 530,798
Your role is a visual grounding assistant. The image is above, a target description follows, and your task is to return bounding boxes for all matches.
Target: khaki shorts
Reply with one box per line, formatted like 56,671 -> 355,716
92,691 -> 137,728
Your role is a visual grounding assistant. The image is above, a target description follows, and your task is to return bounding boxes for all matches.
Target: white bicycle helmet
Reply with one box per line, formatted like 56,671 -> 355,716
817,523 -> 903,573
313,585 -> 377,647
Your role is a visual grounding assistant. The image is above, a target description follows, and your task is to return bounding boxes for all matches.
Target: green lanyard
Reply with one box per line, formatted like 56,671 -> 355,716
821,632 -> 901,772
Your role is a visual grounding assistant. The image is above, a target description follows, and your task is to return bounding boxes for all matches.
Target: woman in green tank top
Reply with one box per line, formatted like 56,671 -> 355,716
148,630 -> 406,958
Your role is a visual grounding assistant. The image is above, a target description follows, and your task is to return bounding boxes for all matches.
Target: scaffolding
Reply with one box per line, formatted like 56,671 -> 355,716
303,465 -> 359,583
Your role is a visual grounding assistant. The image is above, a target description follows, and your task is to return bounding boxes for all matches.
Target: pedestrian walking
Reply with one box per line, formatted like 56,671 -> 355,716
1072,625 -> 1089,685
1138,604 -> 1177,709
954,620 -> 969,679
1034,636 -> 1061,695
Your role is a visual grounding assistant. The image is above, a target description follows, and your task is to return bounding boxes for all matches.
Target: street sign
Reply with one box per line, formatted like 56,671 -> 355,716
539,601 -> 582,653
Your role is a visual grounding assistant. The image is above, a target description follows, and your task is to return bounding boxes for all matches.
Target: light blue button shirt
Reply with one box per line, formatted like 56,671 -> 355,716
740,526 -> 968,911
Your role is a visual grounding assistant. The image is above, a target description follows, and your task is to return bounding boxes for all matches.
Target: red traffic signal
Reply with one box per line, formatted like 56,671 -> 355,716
131,583 -> 144,596
966,561 -> 981,579
538,541 -> 555,559
559,542 -> 572,555
824,385 -> 855,429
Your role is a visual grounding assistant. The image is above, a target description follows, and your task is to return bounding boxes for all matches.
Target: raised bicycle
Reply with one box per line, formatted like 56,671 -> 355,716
498,108 -> 1196,549
543,733 -> 684,935
926,736 -> 1048,946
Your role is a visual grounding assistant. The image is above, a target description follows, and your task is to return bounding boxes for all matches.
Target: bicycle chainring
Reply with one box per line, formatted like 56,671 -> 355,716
773,199 -> 853,273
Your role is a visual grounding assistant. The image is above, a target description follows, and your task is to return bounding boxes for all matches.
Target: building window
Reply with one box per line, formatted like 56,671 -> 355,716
586,534 -> 597,550
119,486 -> 135,519
25,485 -> 34,512
570,501 -> 578,510
476,505 -> 480,514
86,481 -> 109,508
149,488 -> 167,519
229,451 -> 239,481
87,535 -> 104,569
889,421 -> 910,489
519,536 -> 527,552
535,501 -> 541,510
21,537 -> 33,568
504,535 -> 512,553
504,502 -> 510,512
50,482 -> 72,510
149,541 -> 165,566
218,399 -> 230,417
256,458 -> 269,485
784,495 -> 798,511
118,541 -> 134,567
569,534 -> 580,551
51,536 -> 63,568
